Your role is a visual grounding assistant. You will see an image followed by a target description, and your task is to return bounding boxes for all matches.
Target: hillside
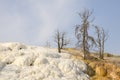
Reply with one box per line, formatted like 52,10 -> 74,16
0,42 -> 89,80
64,48 -> 120,80
0,43 -> 120,80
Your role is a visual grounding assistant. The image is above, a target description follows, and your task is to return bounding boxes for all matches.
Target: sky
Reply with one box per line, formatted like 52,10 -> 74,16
0,0 -> 120,55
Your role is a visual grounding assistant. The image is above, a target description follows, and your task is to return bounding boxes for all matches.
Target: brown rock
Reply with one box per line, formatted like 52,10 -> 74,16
87,65 -> 95,76
89,62 -> 96,69
96,66 -> 107,76
110,72 -> 120,80
91,76 -> 111,80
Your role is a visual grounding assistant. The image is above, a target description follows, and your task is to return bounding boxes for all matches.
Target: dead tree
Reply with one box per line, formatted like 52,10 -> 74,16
61,32 -> 70,49
95,26 -> 108,59
54,30 -> 69,53
54,30 -> 61,53
75,9 -> 95,59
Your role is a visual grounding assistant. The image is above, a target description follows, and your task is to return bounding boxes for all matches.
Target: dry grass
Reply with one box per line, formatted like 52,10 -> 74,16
63,48 -> 120,80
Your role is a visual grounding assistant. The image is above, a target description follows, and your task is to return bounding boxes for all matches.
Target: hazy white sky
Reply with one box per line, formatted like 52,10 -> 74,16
0,0 -> 120,55
0,0 -> 85,44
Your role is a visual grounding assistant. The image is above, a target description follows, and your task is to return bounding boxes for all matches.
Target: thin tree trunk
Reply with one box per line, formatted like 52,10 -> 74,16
83,25 -> 86,59
58,42 -> 61,53
101,41 -> 104,59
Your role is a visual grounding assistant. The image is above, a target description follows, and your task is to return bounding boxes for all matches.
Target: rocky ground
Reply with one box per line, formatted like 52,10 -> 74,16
0,43 -> 120,80
0,42 -> 89,80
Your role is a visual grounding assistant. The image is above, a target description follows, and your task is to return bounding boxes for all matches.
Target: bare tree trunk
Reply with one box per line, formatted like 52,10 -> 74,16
54,30 -> 69,53
101,36 -> 105,59
60,32 -> 65,49
58,34 -> 61,53
83,26 -> 86,59
60,32 -> 69,49
75,9 -> 95,60
95,26 -> 108,59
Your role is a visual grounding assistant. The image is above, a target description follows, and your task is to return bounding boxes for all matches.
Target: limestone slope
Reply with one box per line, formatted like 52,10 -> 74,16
0,42 -> 89,80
